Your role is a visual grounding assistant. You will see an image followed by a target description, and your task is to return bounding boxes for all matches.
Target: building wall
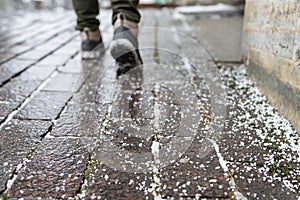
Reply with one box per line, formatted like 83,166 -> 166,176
242,0 -> 300,131
173,0 -> 244,5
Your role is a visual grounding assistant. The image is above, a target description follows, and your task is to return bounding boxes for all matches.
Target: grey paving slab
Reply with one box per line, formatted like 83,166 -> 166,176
72,75 -> 102,104
71,58 -> 114,104
6,78 -> 41,96
17,64 -> 56,82
0,82 -> 33,117
51,103 -> 107,137
85,162 -> 154,199
87,117 -> 154,198
0,59 -> 34,85
0,12 -> 69,43
58,58 -> 98,79
38,54 -> 71,67
160,140 -> 231,198
17,36 -> 70,61
8,138 -> 90,199
1,24 -> 74,57
0,44 -> 33,55
1,78 -> 42,105
43,73 -> 84,92
95,80 -> 118,105
0,64 -> 55,119
0,8 -> 299,200
58,58 -> 83,74
216,65 -> 300,197
53,40 -> 79,56
102,118 -> 153,152
16,49 -> 53,61
15,91 -> 72,120
0,102 -> 19,118
0,53 -> 13,64
227,162 -> 299,199
0,120 -> 51,193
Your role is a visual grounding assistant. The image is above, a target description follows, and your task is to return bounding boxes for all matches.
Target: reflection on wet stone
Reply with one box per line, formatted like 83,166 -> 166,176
16,91 -> 72,120
0,59 -> 34,85
8,138 -> 90,199
1,9 -> 299,199
161,140 -> 231,198
85,162 -> 154,199
43,73 -> 83,92
104,119 -> 153,152
51,103 -> 107,137
0,120 -> 51,192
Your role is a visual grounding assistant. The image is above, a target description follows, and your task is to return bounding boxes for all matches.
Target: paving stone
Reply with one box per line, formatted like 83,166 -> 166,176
0,86 -> 24,105
58,59 -> 83,74
51,103 -> 107,137
53,41 -> 79,56
0,59 -> 34,85
227,162 -> 299,199
2,44 -> 34,55
17,43 -> 59,61
111,89 -> 139,119
8,138 -> 90,199
103,118 -> 153,153
38,54 -> 71,67
71,60 -> 113,104
1,75 -> 35,103
17,49 -> 51,61
161,83 -> 198,106
0,101 -> 19,118
116,67 -> 144,91
16,91 -> 72,120
0,53 -> 13,64
59,58 -> 98,78
5,78 -> 41,98
160,139 -> 231,199
0,74 -> 47,119
72,81 -> 99,104
217,124 -> 265,163
0,8 -> 299,199
85,162 -> 154,199
96,80 -> 118,104
49,30 -> 77,45
18,64 -> 56,82
43,73 -> 84,92
0,120 -> 51,192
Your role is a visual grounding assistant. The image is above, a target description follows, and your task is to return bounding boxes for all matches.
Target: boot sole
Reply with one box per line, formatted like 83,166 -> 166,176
110,39 -> 142,76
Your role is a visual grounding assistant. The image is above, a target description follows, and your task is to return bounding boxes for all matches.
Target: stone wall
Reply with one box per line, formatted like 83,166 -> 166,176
242,0 -> 300,131
173,0 -> 244,5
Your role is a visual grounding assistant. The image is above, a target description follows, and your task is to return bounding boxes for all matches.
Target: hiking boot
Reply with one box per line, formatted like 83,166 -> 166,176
110,13 -> 143,77
80,28 -> 103,60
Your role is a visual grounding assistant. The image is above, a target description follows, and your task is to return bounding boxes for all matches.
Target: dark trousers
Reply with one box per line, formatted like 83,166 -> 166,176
72,0 -> 140,31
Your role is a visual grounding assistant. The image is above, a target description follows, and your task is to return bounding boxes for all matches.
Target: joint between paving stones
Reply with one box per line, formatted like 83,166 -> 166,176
0,122 -> 53,198
75,154 -> 94,199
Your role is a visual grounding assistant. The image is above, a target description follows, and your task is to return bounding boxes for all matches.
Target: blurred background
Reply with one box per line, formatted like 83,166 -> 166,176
0,0 -> 245,10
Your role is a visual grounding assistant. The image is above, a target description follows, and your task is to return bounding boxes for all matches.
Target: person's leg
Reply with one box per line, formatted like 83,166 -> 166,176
110,0 -> 142,76
72,0 -> 100,31
72,0 -> 102,59
111,0 -> 141,25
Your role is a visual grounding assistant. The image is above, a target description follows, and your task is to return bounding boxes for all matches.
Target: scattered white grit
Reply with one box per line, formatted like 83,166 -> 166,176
220,65 -> 300,194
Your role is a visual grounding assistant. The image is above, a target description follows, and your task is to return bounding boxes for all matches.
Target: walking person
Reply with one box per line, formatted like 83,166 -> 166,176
72,0 -> 143,75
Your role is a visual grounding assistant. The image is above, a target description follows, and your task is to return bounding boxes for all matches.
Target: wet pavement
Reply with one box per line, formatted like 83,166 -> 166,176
0,9 -> 300,200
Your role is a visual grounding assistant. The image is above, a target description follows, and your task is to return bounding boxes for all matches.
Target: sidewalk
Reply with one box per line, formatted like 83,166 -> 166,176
0,9 -> 299,199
